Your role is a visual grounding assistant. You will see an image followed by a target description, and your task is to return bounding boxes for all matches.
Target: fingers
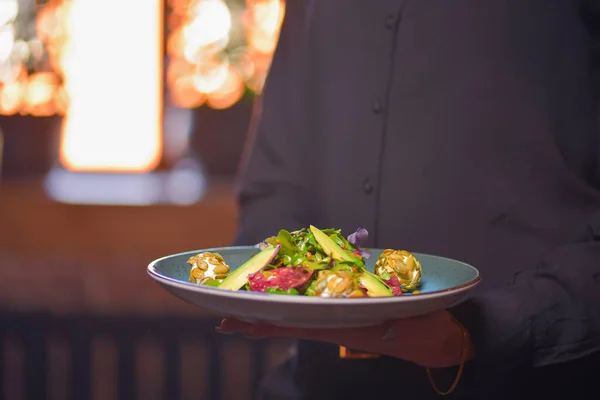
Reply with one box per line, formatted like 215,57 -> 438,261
384,310 -> 449,344
215,311 -> 463,367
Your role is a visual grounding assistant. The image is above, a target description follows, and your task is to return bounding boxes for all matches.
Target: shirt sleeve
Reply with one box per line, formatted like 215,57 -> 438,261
232,2 -> 315,246
450,211 -> 600,368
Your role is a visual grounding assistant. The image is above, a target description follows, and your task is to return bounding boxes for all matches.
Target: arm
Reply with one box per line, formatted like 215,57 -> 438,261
232,2 -> 315,246
450,211 -> 600,369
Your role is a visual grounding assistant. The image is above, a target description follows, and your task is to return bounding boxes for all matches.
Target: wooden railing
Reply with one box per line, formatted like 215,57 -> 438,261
0,179 -> 287,399
0,311 -> 284,400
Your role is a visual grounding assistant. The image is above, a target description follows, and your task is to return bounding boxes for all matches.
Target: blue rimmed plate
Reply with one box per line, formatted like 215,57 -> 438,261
147,246 -> 481,328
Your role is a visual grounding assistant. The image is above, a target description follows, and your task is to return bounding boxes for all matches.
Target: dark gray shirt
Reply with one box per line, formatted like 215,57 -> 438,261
234,1 -> 600,399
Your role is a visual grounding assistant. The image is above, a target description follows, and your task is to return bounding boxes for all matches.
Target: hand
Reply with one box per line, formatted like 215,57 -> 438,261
216,310 -> 475,368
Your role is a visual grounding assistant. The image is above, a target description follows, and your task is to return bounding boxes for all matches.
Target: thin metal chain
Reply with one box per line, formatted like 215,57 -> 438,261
426,318 -> 469,396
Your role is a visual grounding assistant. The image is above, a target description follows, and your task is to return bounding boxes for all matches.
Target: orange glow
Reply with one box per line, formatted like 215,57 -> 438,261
167,27 -> 186,56
243,0 -> 285,55
36,4 -> 63,43
0,81 -> 23,115
166,0 -> 285,109
193,56 -> 230,94
54,85 -> 69,115
58,0 -> 164,173
2,0 -> 284,117
171,75 -> 206,108
206,66 -> 245,109
0,1 -> 65,116
25,72 -> 59,117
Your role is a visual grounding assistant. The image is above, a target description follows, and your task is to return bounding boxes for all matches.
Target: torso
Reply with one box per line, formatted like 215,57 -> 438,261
262,1 -> 600,398
305,0 -> 600,289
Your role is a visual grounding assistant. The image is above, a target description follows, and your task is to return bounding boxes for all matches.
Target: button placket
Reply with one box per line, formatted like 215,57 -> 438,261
372,99 -> 383,114
362,178 -> 374,195
370,6 -> 403,245
385,14 -> 398,29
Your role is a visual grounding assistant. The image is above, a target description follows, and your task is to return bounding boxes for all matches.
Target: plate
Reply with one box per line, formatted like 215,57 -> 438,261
147,246 -> 481,328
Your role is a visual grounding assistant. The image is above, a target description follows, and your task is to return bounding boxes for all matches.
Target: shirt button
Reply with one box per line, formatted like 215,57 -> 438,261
385,15 -> 397,29
372,99 -> 383,113
363,179 -> 374,194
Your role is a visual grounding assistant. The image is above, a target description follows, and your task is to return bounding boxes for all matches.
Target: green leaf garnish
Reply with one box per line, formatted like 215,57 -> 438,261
265,287 -> 300,295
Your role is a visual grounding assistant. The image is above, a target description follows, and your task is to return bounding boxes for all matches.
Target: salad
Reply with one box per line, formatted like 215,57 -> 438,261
187,225 -> 422,298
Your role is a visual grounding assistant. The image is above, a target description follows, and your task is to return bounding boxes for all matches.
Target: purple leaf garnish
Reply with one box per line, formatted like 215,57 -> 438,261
359,249 -> 371,260
347,227 -> 368,247
347,228 -> 370,259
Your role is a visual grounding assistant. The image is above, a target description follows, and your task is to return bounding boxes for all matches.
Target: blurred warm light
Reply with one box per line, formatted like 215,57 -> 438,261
54,85 -> 68,114
0,0 -> 66,116
0,80 -> 22,115
0,25 -> 15,62
58,0 -> 163,173
1,0 -> 285,116
36,4 -> 60,42
171,75 -> 206,108
182,0 -> 232,62
206,66 -> 245,109
244,0 -> 284,54
167,0 -> 285,109
2,0 -> 164,172
25,72 -> 59,116
193,56 -> 230,93
0,1 -> 18,26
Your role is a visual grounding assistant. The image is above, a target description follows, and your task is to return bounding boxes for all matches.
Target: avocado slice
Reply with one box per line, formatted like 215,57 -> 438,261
309,225 -> 360,264
358,271 -> 393,297
218,245 -> 280,291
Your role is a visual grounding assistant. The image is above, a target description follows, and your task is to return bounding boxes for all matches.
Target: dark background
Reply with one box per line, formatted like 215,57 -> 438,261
0,1 -> 290,399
